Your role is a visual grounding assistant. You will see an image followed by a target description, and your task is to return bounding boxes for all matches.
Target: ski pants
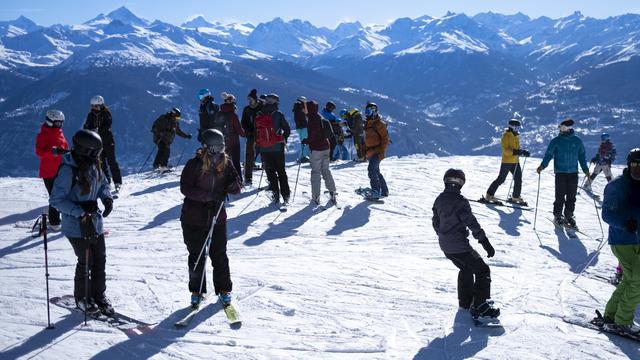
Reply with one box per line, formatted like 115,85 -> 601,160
182,223 -> 232,295
446,250 -> 491,308
100,140 -> 122,185
487,162 -> 522,198
43,177 -> 61,226
590,163 -> 613,182
605,245 -> 640,325
353,134 -> 365,160
244,136 -> 256,182
296,128 -> 310,159
68,235 -> 107,302
153,141 -> 171,168
309,149 -> 336,200
329,136 -> 337,161
333,142 -> 350,161
262,150 -> 290,202
226,141 -> 243,183
367,155 -> 388,196
553,173 -> 578,218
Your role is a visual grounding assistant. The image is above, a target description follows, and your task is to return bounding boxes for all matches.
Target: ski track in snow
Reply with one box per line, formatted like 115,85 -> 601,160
0,155 -> 638,359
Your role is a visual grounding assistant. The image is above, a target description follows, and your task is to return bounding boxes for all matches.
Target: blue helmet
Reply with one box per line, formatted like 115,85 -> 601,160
601,133 -> 610,141
339,109 -> 348,119
197,88 -> 211,101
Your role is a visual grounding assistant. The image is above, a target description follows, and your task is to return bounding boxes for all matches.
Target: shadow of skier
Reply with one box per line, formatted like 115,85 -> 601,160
327,202 -> 371,236
242,204 -> 314,247
130,181 -> 179,197
0,313 -> 81,359
0,207 -> 46,227
139,204 -> 181,230
0,233 -> 64,259
540,226 -> 599,273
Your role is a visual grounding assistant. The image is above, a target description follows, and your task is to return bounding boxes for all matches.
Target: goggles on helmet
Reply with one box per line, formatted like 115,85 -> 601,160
558,124 -> 572,132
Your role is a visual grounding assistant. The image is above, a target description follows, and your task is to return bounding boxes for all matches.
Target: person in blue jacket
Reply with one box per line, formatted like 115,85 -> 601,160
600,148 -> 640,336
536,118 -> 590,228
50,129 -> 114,315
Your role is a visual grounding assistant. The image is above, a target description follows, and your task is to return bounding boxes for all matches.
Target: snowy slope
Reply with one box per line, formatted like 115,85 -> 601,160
0,155 -> 637,359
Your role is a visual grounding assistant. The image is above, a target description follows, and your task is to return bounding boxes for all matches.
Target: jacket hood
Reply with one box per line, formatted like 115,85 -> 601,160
220,103 -> 236,112
305,101 -> 319,115
61,152 -> 77,167
262,103 -> 278,113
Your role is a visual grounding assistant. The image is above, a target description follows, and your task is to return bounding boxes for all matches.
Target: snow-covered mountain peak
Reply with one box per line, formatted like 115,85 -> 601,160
84,6 -> 149,27
181,16 -> 216,29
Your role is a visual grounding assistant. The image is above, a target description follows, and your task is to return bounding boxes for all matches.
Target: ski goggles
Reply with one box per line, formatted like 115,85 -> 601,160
52,120 -> 64,128
630,161 -> 640,168
365,107 -> 377,117
558,124 -> 572,132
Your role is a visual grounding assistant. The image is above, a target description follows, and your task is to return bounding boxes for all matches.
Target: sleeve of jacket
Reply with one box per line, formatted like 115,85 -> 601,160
457,199 -> 486,240
276,112 -> 291,139
35,132 -> 55,160
541,138 -> 557,168
602,180 -> 631,230
83,113 -> 92,130
225,158 -> 242,195
432,203 -> 441,235
101,112 -> 113,132
578,139 -> 589,172
501,132 -> 516,155
175,123 -> 190,138
98,172 -> 113,202
232,113 -> 246,137
49,165 -> 84,218
610,145 -> 617,162
240,108 -> 253,135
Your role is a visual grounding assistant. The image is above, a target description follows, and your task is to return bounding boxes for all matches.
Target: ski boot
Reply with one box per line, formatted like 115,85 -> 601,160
76,297 -> 99,314
114,183 -> 122,194
483,194 -> 500,204
507,196 -> 528,206
471,300 -> 500,320
191,292 -> 203,309
94,294 -> 115,316
553,215 -> 564,226
606,323 -> 640,336
365,189 -> 381,201
311,196 -> 321,206
564,216 -> 577,229
329,191 -> 337,204
218,291 -> 232,306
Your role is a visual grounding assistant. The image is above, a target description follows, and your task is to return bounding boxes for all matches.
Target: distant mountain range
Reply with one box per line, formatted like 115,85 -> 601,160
1,7 -> 639,176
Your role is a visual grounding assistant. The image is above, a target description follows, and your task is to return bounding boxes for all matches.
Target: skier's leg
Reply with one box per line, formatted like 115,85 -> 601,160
368,156 -> 381,194
90,235 -> 107,298
104,141 -> 122,185
446,253 -> 474,308
610,245 -> 640,325
379,163 -> 388,197
321,149 -> 337,193
182,224 -> 208,293
564,173 -> 579,219
244,137 -> 255,183
512,163 -> 523,198
262,152 -> 280,201
603,164 -> 613,182
275,150 -> 290,200
229,142 -> 243,183
309,149 -> 323,200
467,250 -> 491,307
553,174 -> 565,217
486,164 -> 511,196
209,223 -> 232,295
100,150 -> 111,184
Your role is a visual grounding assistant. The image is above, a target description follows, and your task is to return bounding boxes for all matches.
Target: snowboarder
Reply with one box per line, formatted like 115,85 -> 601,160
340,108 -> 365,162
321,101 -> 339,161
151,108 -> 192,170
301,100 -> 337,205
180,129 -> 241,308
218,92 -> 246,183
83,95 -> 122,192
49,129 -> 114,314
536,118 -> 590,228
197,88 -> 219,141
600,148 -> 640,335
35,109 -> 69,231
484,119 -> 530,204
432,168 -> 499,319
241,89 -> 262,185
293,96 -> 310,163
585,133 -> 616,190
363,102 -> 389,200
255,93 -> 291,205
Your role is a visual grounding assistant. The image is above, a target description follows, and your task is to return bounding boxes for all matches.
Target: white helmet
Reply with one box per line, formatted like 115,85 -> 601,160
45,109 -> 65,127
221,92 -> 236,103
90,95 -> 105,106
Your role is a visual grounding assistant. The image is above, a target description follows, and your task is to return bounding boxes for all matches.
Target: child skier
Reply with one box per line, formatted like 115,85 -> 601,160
432,168 -> 499,320
585,133 -> 616,190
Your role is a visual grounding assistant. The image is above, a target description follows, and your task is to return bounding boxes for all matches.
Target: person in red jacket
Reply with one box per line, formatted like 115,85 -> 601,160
35,109 -> 69,230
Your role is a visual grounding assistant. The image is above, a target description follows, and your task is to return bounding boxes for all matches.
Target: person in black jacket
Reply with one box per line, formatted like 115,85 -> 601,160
432,168 -> 499,319
293,96 -> 310,163
197,88 -> 219,141
151,108 -> 192,170
83,95 -> 122,192
241,89 -> 262,185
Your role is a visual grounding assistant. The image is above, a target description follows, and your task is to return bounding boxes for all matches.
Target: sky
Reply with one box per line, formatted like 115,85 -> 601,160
1,0 -> 639,27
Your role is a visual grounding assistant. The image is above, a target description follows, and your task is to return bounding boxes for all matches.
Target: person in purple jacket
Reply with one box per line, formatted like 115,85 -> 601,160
180,129 -> 242,308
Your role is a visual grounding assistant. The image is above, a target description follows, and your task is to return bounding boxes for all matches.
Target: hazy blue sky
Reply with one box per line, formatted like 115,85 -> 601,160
1,0 -> 639,27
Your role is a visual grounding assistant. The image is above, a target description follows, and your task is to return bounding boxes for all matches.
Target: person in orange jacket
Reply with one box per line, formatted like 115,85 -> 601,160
363,102 -> 389,200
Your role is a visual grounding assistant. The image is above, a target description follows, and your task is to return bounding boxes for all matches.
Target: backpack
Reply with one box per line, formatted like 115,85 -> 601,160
255,112 -> 284,148
321,119 -> 334,140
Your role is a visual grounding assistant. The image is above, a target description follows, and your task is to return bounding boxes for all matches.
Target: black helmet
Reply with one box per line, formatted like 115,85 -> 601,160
628,148 -> 640,166
170,107 -> 181,117
508,119 -> 521,127
72,129 -> 102,160
326,101 -> 336,110
443,168 -> 466,187
201,129 -> 225,154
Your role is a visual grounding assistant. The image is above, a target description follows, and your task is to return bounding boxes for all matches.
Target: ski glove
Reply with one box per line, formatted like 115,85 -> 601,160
78,200 -> 99,214
521,149 -> 530,157
583,170 -> 590,178
479,238 -> 495,258
102,198 -> 113,218
52,147 -> 68,155
624,218 -> 638,233
536,165 -> 544,174
80,213 -> 99,244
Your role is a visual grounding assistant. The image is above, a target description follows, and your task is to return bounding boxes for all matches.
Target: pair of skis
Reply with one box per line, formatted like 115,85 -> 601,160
564,310 -> 640,342
471,196 -> 532,211
174,295 -> 241,328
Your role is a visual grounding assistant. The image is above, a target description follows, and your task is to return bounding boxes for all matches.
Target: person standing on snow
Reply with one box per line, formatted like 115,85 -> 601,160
151,108 -> 192,170
484,119 -> 530,205
49,129 -> 114,315
599,148 -> 640,336
536,118 -> 590,229
218,92 -> 246,184
197,88 -> 219,141
35,110 -> 69,231
585,133 -> 617,190
363,102 -> 389,200
83,96 -> 122,193
180,129 -> 241,308
321,101 -> 339,161
432,168 -> 499,319
340,108 -> 365,162
241,89 -> 262,185
301,100 -> 337,205
293,96 -> 310,163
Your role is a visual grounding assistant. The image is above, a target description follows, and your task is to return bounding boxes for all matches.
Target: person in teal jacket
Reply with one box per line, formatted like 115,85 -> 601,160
601,148 -> 640,335
536,118 -> 590,228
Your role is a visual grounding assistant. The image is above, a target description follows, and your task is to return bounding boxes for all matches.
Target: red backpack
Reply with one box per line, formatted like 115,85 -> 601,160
255,112 -> 284,148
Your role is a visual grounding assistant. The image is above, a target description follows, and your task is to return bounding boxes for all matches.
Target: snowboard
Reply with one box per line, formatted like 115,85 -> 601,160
50,295 -> 155,336
564,310 -> 640,342
355,187 -> 384,203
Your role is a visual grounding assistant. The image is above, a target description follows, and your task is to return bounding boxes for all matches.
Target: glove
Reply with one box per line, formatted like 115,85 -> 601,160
583,170 -> 590,178
51,147 -> 66,155
479,238 -> 495,258
80,213 -> 99,244
301,138 -> 309,145
536,165 -> 544,174
624,218 -> 638,233
521,149 -> 530,157
187,134 -> 193,139
102,198 -> 113,218
79,201 -> 99,213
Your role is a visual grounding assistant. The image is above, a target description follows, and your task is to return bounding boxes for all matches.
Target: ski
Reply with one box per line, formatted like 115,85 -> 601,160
323,191 -> 342,209
222,302 -> 242,325
470,197 -> 532,211
50,295 -> 155,335
174,295 -> 209,328
564,310 -> 640,342
546,217 -> 593,239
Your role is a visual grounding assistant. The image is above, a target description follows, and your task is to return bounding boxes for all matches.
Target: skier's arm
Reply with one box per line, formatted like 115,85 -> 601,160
432,205 -> 440,235
240,108 -> 253,136
458,200 -> 487,241
49,165 -> 84,218
578,140 -> 589,173
101,112 -> 113,131
540,139 -> 557,169
98,171 -> 113,202
175,123 -> 190,138
376,121 -> 389,150
501,132 -> 515,154
275,112 -> 291,139
602,181 -> 632,229
225,159 -> 242,195
232,113 -> 246,137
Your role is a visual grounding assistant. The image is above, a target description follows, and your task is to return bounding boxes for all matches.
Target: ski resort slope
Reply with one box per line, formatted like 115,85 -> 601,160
0,155 -> 638,359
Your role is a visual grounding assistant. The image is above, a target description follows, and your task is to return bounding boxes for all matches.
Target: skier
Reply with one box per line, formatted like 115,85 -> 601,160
83,95 -> 122,193
151,108 -> 192,170
363,102 -> 389,200
340,108 -> 365,162
432,168 -> 499,319
218,92 -> 246,183
49,129 -> 114,314
197,88 -> 219,141
321,101 -> 339,161
293,96 -> 310,163
255,93 -> 291,206
35,109 -> 69,231
600,148 -> 640,335
301,100 -> 337,205
484,119 -> 530,205
180,129 -> 241,308
536,118 -> 590,228
585,133 -> 616,191
241,89 -> 262,185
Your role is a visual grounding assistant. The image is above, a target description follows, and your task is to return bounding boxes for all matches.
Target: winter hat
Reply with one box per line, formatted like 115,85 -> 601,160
560,118 -> 574,127
222,92 -> 236,103
248,89 -> 258,101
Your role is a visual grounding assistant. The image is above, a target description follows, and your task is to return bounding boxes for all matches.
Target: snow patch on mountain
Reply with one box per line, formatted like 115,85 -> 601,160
5,92 -> 70,118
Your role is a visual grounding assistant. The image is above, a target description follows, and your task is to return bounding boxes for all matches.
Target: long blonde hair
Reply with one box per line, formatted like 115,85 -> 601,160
198,150 -> 230,176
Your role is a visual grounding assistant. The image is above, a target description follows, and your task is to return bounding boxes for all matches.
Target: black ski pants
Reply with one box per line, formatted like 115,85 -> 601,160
100,140 -> 122,185
244,136 -> 256,182
446,250 -> 491,308
487,162 -> 522,198
153,141 -> 171,168
43,178 -> 61,226
554,173 -> 578,219
182,223 -> 232,295
68,235 -> 107,302
262,150 -> 290,202
329,136 -> 337,161
226,142 -> 243,183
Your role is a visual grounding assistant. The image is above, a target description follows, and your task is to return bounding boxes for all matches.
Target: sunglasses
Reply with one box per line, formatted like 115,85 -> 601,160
630,162 -> 640,168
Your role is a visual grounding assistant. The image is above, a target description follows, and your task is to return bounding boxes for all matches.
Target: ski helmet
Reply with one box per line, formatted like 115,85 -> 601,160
443,168 -> 466,187
197,88 -> 211,101
508,119 -> 521,132
297,96 -> 307,103
365,102 -> 378,118
90,95 -> 105,106
201,129 -> 225,154
558,118 -> 574,133
72,129 -> 102,160
265,93 -> 280,105
339,109 -> 348,119
170,107 -> 181,118
45,109 -> 65,128
628,148 -> 640,166
325,101 -> 336,111
601,133 -> 610,142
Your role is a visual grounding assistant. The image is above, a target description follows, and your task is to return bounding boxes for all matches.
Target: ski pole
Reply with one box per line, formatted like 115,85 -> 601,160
137,146 -> 156,173
41,214 -> 54,329
533,173 -> 541,231
574,236 -> 608,282
175,139 -> 188,169
292,145 -> 305,203
507,157 -> 527,199
592,193 -> 605,240
236,167 -> 264,217
197,201 -> 225,295
578,164 -> 593,195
